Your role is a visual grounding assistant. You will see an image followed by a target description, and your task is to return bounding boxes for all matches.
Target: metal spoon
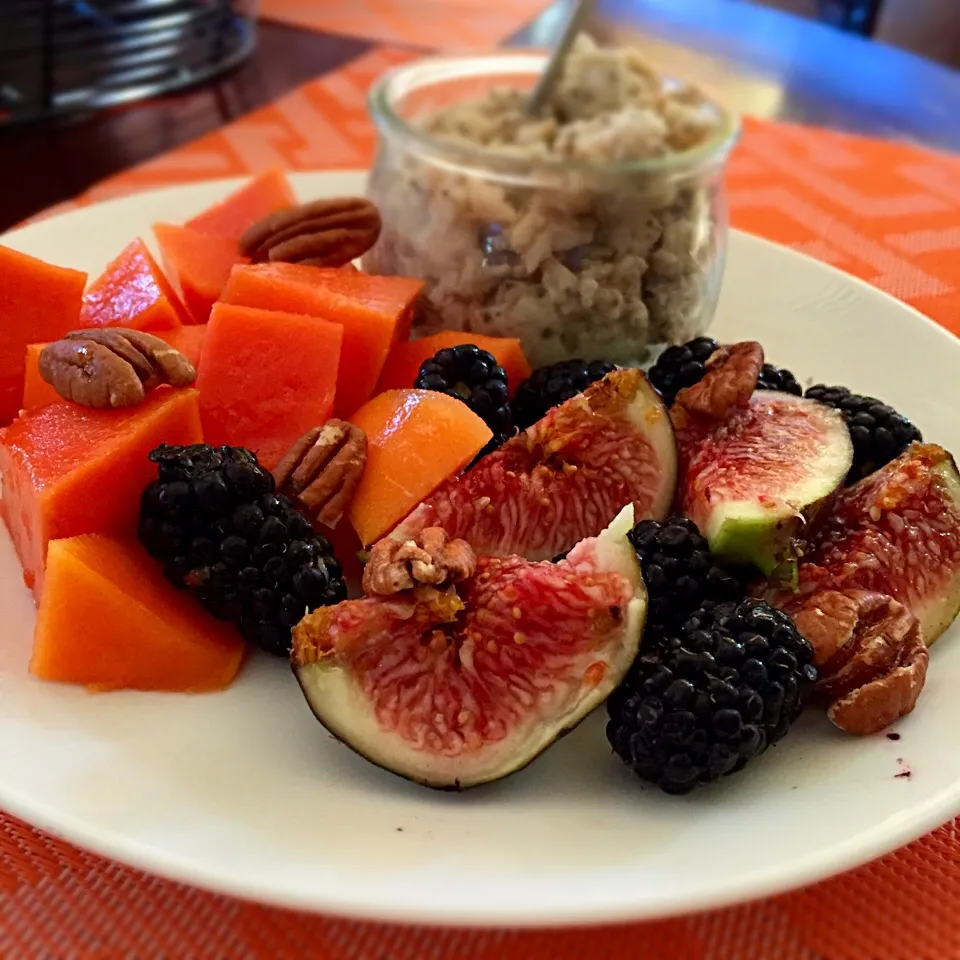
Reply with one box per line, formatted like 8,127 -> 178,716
524,0 -> 598,116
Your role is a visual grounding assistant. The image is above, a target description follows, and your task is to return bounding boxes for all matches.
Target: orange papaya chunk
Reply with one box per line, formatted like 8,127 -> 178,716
197,304 -> 342,471
252,263 -> 419,346
21,327 -> 206,413
348,389 -> 492,546
32,535 -> 245,692
158,324 -> 207,370
185,169 -> 295,242
221,263 -> 423,418
377,332 -> 532,397
153,223 -> 246,323
78,239 -> 188,333
21,343 -> 60,411
253,262 -> 418,337
0,387 -> 202,597
0,245 -> 86,425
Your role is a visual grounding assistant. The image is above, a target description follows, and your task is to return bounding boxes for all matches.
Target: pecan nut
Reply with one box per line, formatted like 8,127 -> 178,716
672,340 -> 763,422
38,328 -> 196,409
239,198 -> 381,268
363,527 -> 477,596
789,589 -> 928,735
827,634 -> 928,736
790,590 -> 861,667
272,420 -> 367,529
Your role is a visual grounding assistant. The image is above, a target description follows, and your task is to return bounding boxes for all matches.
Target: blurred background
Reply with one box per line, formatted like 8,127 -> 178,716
1,0 -> 957,232
751,0 -> 958,64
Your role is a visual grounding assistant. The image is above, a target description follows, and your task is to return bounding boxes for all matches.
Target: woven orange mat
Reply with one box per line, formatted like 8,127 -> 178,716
8,45 -> 960,960
257,0 -> 552,51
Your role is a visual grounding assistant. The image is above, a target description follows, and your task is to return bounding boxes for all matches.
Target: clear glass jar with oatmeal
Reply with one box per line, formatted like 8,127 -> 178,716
364,38 -> 740,368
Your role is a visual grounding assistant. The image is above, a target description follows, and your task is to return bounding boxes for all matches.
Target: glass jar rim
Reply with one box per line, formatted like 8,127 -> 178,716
367,52 -> 742,180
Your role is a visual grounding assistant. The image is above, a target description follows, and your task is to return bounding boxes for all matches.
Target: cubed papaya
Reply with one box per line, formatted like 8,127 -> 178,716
21,343 -> 60,411
185,168 -> 295,242
153,223 -> 246,323
0,245 -> 86,425
348,389 -> 492,546
220,263 -> 422,417
21,327 -> 207,413
248,262 -> 419,346
32,535 -> 245,692
78,238 -> 188,332
197,304 -> 342,471
157,324 -> 207,370
0,387 -> 202,598
376,332 -> 532,397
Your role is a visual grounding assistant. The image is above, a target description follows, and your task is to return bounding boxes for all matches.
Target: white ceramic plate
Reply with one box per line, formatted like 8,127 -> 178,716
2,171 -> 959,927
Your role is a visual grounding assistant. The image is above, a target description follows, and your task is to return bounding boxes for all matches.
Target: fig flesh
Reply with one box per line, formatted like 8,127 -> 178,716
771,443 -> 960,646
292,505 -> 646,789
676,391 -> 853,580
391,369 -> 676,562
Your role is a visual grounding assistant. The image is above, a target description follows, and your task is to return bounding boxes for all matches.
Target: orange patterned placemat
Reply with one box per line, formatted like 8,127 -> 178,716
9,44 -> 960,960
257,0 -> 552,51
0,811 -> 958,959
728,121 -> 960,339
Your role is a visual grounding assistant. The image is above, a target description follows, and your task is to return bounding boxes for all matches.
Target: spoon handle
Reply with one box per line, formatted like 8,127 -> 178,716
524,0 -> 598,116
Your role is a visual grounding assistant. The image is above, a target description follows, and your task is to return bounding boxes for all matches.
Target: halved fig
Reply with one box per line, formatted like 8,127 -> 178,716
777,443 -> 960,645
292,505 -> 646,789
391,369 -> 676,562
676,391 -> 853,579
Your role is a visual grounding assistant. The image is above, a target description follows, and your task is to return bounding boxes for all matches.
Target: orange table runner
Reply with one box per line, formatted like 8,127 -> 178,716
8,44 -> 960,960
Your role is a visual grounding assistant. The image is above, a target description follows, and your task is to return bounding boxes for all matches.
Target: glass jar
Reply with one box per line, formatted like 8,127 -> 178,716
364,53 -> 740,369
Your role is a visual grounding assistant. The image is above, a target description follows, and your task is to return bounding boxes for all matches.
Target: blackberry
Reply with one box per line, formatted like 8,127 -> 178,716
628,518 -> 745,647
756,363 -> 802,396
607,599 -> 817,794
649,338 -> 803,406
511,358 -> 617,431
416,344 -> 513,445
138,444 -> 346,657
805,384 -> 922,482
647,337 -> 716,407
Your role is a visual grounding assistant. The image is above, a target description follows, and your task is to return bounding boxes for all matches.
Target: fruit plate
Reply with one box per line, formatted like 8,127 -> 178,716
3,170 -> 960,927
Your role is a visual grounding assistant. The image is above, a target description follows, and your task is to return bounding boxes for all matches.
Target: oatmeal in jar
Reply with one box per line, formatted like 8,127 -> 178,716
364,36 -> 739,367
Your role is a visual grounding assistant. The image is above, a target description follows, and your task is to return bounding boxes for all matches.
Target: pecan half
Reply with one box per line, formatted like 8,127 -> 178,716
790,589 -> 928,735
827,630 -> 927,736
363,527 -> 477,596
791,590 -> 861,667
239,198 -> 381,267
672,340 -> 763,422
39,328 -> 196,408
272,420 -> 367,529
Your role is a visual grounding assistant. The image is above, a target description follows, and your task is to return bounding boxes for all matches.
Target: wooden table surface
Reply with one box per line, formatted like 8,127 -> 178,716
1,0 -> 958,234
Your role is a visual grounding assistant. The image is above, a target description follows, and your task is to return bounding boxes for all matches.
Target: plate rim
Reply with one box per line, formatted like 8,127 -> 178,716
1,171 -> 959,927
1,756 -> 958,928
